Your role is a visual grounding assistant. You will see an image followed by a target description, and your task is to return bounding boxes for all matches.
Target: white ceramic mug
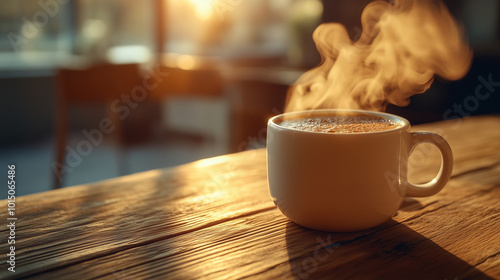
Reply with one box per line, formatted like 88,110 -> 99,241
267,109 -> 453,232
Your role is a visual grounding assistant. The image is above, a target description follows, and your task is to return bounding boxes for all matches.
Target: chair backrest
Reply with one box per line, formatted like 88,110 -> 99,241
52,63 -> 142,189
56,63 -> 142,103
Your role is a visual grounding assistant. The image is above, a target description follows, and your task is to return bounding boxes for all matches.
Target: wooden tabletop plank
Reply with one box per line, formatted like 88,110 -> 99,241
19,158 -> 500,280
0,115 -> 499,279
0,150 -> 272,279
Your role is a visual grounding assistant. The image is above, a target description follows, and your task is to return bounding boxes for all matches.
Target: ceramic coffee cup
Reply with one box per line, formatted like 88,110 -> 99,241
267,109 -> 453,232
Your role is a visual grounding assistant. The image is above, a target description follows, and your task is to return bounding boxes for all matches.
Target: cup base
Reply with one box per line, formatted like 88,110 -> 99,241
288,216 -> 393,232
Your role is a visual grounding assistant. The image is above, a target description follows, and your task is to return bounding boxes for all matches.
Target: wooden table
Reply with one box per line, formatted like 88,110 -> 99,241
1,115 -> 499,279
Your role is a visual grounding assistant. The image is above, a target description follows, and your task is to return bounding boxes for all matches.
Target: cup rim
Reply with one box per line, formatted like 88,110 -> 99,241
268,109 -> 410,135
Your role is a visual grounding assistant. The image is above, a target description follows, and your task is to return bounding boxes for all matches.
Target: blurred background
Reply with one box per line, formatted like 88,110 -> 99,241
1,0 -> 499,196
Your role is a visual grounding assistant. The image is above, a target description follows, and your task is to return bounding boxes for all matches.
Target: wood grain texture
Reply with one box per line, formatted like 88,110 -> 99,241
0,116 -> 499,280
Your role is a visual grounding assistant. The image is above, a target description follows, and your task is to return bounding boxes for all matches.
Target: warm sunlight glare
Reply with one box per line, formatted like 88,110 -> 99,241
177,55 -> 199,70
193,155 -> 232,168
186,0 -> 214,20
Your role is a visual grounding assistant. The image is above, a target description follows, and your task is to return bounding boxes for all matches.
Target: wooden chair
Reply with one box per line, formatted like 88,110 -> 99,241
52,63 -> 143,189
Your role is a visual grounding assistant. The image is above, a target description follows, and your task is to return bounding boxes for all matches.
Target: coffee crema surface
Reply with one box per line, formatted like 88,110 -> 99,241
279,114 -> 402,133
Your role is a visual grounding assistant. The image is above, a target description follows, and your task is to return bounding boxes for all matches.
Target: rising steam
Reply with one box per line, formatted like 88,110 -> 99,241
286,0 -> 473,112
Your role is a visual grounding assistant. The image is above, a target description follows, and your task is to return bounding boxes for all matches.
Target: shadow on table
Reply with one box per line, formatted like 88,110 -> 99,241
398,198 -> 424,212
283,220 -> 493,280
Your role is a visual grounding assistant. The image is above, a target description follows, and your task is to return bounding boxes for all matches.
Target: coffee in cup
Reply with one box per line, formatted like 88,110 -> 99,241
279,113 -> 402,134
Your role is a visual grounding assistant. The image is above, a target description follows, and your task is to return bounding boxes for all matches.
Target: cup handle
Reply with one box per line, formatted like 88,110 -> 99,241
405,132 -> 453,197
